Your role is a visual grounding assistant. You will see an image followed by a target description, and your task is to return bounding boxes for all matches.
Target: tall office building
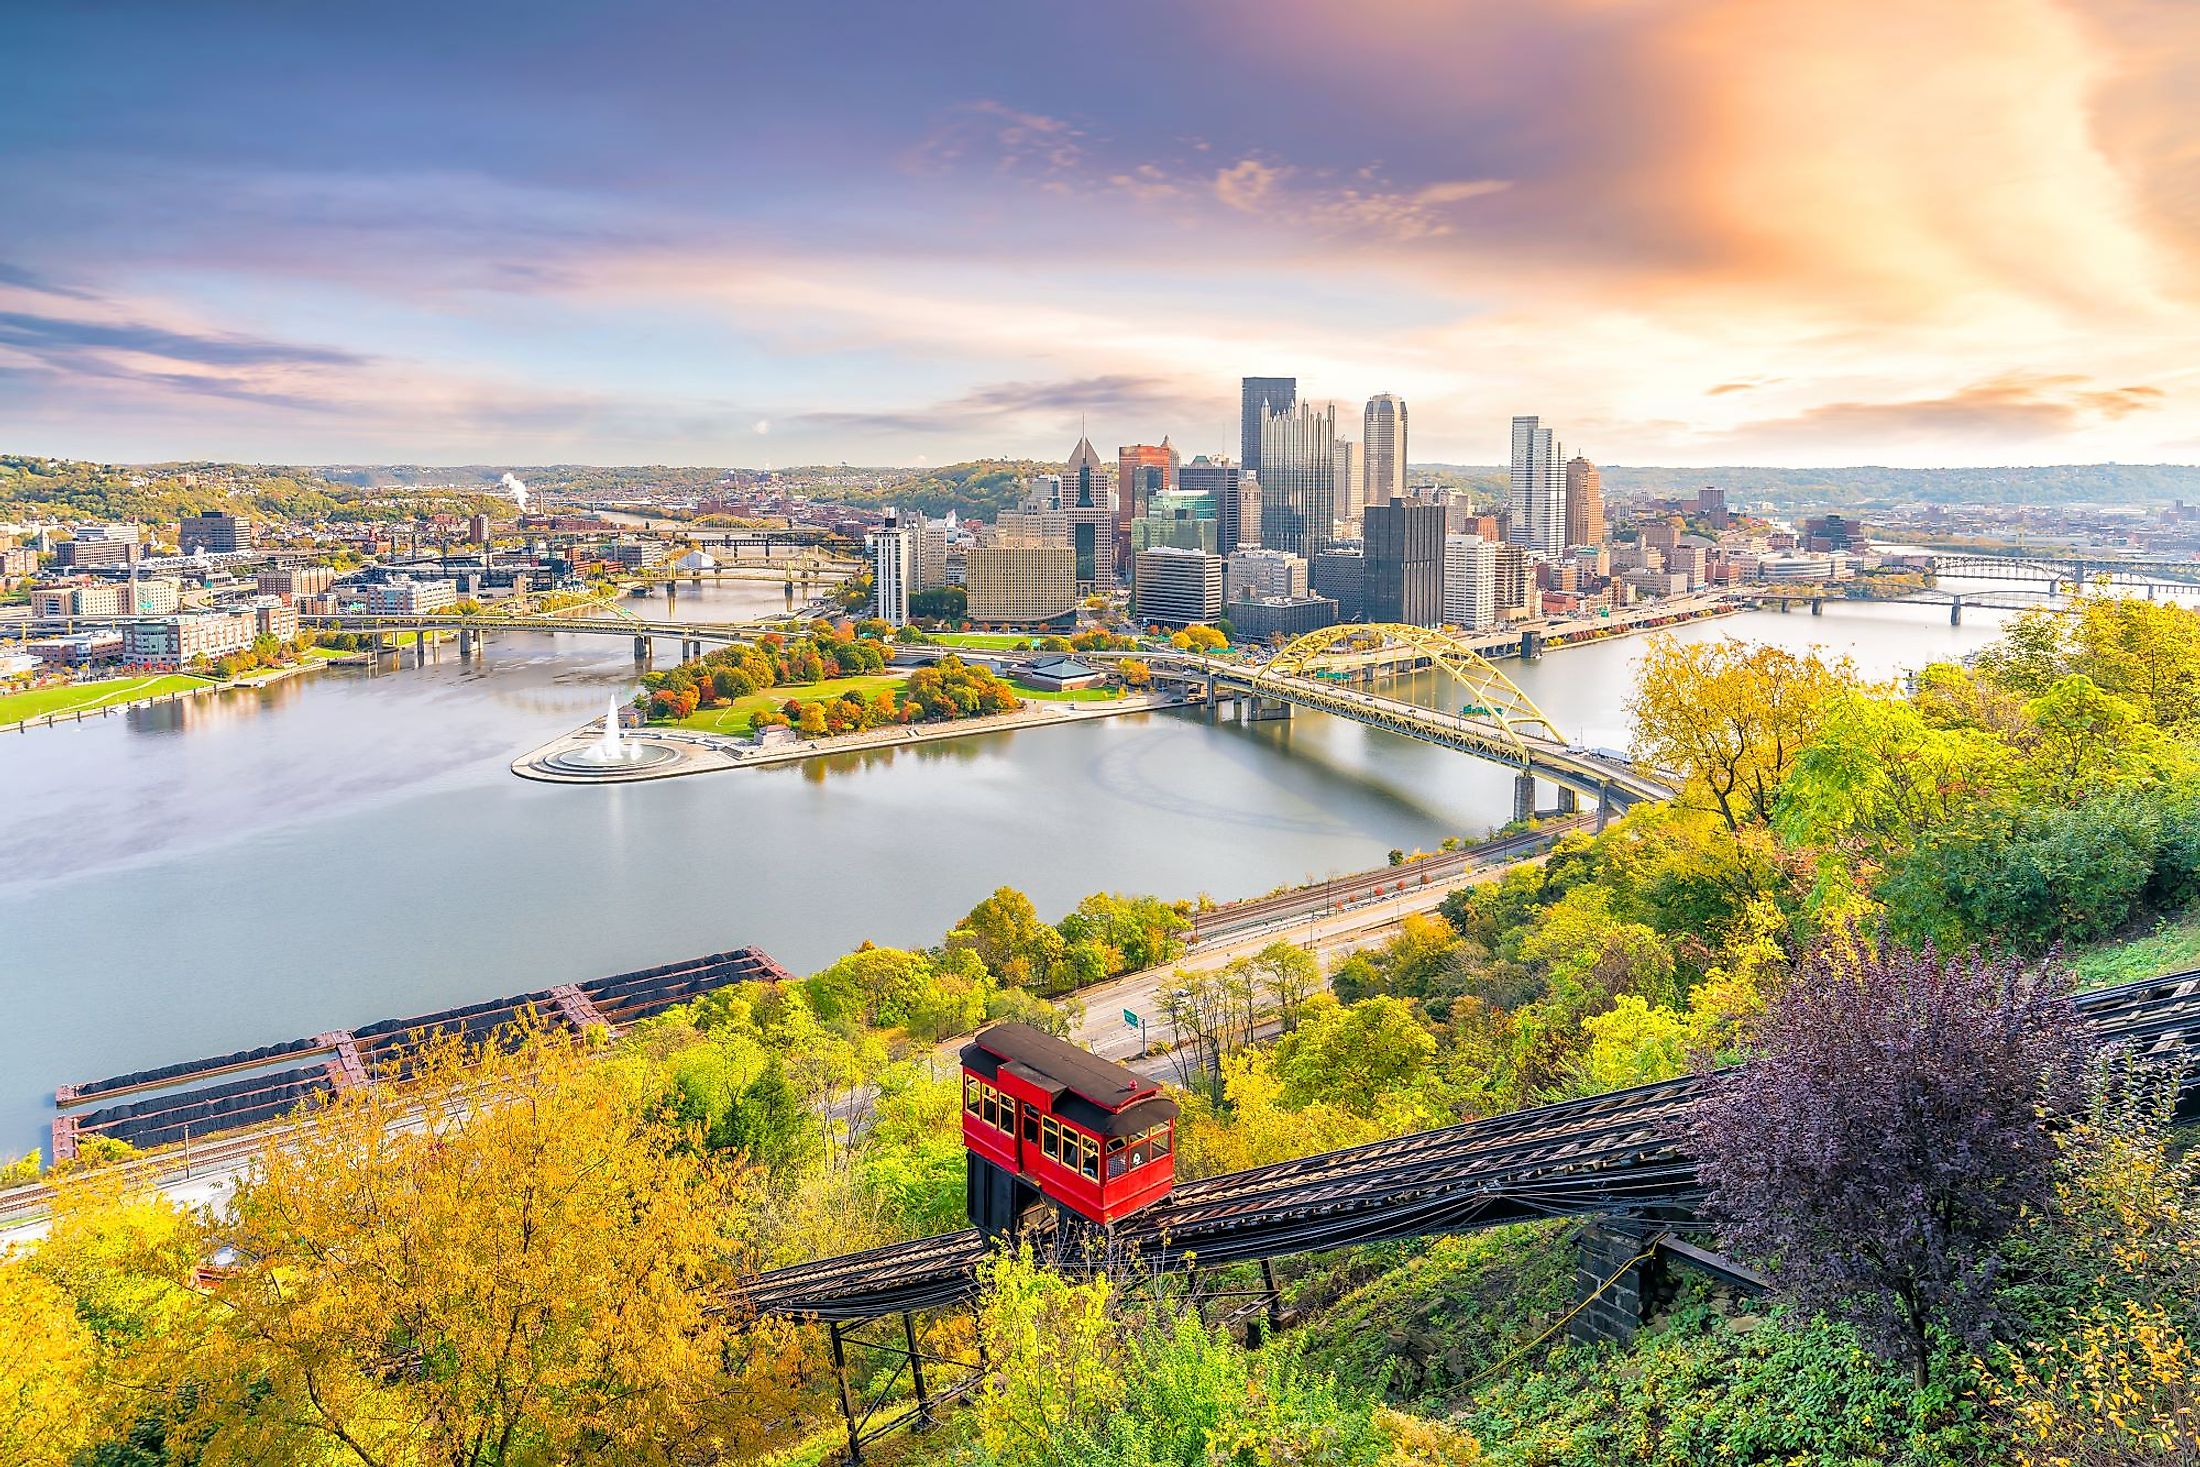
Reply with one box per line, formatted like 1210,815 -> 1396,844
1564,456 -> 1605,550
967,542 -> 1077,626
1311,546 -> 1365,621
180,512 -> 254,554
1217,472 -> 1261,554
1363,394 -> 1408,508
1133,547 -> 1225,628
1179,456 -> 1244,550
1493,543 -> 1533,617
916,516 -> 951,591
867,508 -> 917,626
1061,433 -> 1117,585
1240,377 -> 1296,476
1332,441 -> 1364,534
1443,534 -> 1499,630
1117,439 -> 1178,574
1508,416 -> 1566,555
1224,547 -> 1308,602
1257,400 -> 1339,558
1363,500 -> 1446,627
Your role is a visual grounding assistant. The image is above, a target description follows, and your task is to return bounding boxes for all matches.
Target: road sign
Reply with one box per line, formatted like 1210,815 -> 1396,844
1123,1009 -> 1142,1030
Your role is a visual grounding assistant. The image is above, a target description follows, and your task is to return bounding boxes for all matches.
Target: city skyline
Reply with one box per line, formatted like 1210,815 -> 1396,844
6,2 -> 2200,469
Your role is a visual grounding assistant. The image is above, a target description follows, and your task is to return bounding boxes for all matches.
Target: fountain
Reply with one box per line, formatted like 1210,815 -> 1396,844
535,697 -> 679,776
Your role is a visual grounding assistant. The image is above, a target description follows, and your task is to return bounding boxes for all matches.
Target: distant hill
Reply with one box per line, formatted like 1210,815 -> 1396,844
1414,462 -> 2200,509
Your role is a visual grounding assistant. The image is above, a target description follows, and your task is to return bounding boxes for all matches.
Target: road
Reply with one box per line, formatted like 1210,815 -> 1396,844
0,826 -> 1570,1247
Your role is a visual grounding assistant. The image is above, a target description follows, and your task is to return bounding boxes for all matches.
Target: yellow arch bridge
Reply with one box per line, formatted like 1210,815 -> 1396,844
1151,623 -> 1673,825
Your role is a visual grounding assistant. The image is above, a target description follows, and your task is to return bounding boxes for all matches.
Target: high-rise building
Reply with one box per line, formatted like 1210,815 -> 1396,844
1181,457 -> 1250,552
1132,547 -> 1225,628
1364,394 -> 1408,508
966,542 -> 1077,626
1214,470 -> 1260,554
1563,456 -> 1605,549
1117,439 -> 1178,572
916,516 -> 951,591
1332,441 -> 1364,534
1443,535 -> 1500,630
1257,400 -> 1339,559
1224,547 -> 1308,602
1508,416 -> 1565,555
1363,500 -> 1446,627
867,508 -> 917,626
1240,377 -> 1296,475
1311,546 -> 1365,621
179,512 -> 254,554
1061,433 -> 1117,585
1493,543 -> 1533,617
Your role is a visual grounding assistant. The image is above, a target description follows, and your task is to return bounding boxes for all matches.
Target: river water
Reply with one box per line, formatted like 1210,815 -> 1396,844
0,582 -> 2015,1154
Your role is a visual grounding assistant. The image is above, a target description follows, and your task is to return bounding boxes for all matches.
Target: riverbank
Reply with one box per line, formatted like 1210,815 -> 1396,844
512,689 -> 1192,783
0,655 -> 333,734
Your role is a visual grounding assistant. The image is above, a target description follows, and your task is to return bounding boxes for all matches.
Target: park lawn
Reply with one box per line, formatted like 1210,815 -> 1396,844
1007,678 -> 1123,703
0,674 -> 209,724
661,671 -> 908,737
923,631 -> 1049,650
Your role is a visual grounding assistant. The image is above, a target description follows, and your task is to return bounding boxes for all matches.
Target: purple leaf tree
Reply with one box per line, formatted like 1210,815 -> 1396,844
1691,936 -> 2088,1387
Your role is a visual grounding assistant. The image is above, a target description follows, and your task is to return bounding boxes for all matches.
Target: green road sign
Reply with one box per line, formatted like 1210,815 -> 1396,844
1123,1009 -> 1142,1029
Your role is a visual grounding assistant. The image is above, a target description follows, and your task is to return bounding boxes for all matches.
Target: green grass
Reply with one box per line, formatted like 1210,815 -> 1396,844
922,631 -> 1050,650
660,672 -> 907,737
1006,677 -> 1122,703
2070,910 -> 2200,989
0,674 -> 209,724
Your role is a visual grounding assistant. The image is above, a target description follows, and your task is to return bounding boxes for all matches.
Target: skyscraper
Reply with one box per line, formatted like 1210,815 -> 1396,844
867,507 -> 916,626
1508,416 -> 1566,555
1182,456 -> 1254,553
1332,440 -> 1364,533
1241,377 -> 1296,476
1257,400 -> 1339,558
1117,438 -> 1178,574
1363,394 -> 1408,508
1062,432 -> 1117,584
1443,534 -> 1499,629
1363,500 -> 1445,627
1564,456 -> 1605,549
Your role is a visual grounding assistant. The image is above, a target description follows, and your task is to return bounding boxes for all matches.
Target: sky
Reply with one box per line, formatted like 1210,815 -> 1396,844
4,0 -> 2199,470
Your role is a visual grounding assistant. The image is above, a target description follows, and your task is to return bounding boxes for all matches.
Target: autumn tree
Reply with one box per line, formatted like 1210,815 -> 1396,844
1692,936 -> 2088,1387
165,1028 -> 800,1466
1628,635 -> 1854,831
0,1260 -> 103,1467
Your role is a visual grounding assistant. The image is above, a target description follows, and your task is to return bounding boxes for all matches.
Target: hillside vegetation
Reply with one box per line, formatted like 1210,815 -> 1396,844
5,599 -> 2200,1466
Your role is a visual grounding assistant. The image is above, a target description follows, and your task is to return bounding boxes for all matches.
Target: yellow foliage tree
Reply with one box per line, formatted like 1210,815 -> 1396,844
0,1261 -> 103,1467
162,1028 -> 802,1467
1629,635 -> 1856,832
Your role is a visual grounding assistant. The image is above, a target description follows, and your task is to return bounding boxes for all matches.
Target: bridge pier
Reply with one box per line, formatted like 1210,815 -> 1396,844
633,636 -> 649,664
1513,773 -> 1536,825
1949,594 -> 1963,626
1520,628 -> 1544,659
1595,783 -> 1613,832
1567,1222 -> 1671,1347
415,630 -> 427,663
1809,597 -> 1824,616
1776,598 -> 1792,614
458,627 -> 474,660
1556,785 -> 1579,815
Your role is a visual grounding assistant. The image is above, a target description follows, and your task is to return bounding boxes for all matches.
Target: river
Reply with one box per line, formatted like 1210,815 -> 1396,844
0,582 -> 2019,1154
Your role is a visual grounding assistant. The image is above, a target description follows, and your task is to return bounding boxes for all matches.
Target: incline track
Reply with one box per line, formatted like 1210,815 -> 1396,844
743,970 -> 2200,1322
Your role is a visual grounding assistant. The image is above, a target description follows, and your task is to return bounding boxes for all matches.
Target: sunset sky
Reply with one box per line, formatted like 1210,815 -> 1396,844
5,0 -> 2199,469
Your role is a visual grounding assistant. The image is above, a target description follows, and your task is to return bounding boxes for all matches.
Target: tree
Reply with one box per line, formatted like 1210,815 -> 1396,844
1272,996 -> 1438,1115
1629,636 -> 1853,831
165,1029 -> 795,1465
956,886 -> 1053,986
0,1260 -> 104,1467
1245,940 -> 1319,1032
1692,937 -> 2089,1386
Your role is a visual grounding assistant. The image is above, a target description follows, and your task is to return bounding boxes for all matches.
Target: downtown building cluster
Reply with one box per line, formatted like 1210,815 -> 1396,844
863,376 -> 1644,639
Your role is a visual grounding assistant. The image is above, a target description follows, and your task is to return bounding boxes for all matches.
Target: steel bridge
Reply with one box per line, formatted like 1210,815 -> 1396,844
1919,551 -> 2200,588
741,967 -> 2200,1328
1147,624 -> 1673,821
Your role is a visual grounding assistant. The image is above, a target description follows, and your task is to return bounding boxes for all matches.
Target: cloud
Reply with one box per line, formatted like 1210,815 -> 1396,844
0,311 -> 366,369
1726,375 -> 2169,449
0,264 -> 101,302
792,373 -> 1202,440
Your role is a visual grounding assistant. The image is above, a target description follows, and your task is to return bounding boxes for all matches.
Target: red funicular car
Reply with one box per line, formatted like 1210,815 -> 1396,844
960,1022 -> 1178,1235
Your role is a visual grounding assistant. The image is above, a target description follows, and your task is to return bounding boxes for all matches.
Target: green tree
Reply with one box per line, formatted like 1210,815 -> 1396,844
1272,996 -> 1438,1114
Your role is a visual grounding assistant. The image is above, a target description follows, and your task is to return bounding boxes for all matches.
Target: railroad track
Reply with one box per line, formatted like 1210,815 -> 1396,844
740,969 -> 2200,1322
